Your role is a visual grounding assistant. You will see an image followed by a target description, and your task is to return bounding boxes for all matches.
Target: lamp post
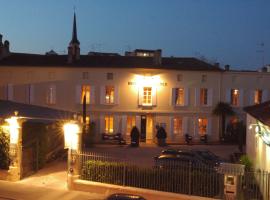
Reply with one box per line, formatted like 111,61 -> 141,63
63,120 -> 81,189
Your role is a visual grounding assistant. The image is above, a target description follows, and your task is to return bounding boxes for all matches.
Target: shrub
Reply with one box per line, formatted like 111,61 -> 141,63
239,155 -> 253,171
81,159 -> 220,197
0,127 -> 10,169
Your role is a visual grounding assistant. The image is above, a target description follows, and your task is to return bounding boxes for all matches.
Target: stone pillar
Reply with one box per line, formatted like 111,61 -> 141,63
7,117 -> 23,181
66,121 -> 82,190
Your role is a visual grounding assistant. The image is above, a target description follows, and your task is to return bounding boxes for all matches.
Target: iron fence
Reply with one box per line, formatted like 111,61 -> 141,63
76,151 -> 270,200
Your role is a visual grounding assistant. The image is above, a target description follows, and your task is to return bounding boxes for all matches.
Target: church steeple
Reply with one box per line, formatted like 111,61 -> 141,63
70,13 -> 80,45
68,12 -> 80,63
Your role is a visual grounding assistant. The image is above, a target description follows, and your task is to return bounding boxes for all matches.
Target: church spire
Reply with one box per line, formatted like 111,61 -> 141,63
70,12 -> 80,45
68,12 -> 80,63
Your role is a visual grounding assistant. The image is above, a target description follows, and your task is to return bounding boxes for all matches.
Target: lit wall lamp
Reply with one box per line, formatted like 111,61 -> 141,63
5,115 -> 20,145
249,124 -> 259,133
249,122 -> 270,146
63,122 -> 80,151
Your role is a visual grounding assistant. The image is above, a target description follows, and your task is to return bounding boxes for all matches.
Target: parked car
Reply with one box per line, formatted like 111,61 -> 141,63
106,193 -> 146,200
154,154 -> 210,169
156,148 -> 222,169
192,150 -> 222,167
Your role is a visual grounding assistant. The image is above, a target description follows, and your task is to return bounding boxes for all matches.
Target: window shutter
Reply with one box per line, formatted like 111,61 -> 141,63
249,90 -> 255,105
152,87 -> 157,106
262,89 -> 268,102
122,115 -> 127,136
90,86 -> 95,104
76,85 -> 81,104
100,86 -> 105,104
138,87 -> 143,106
114,85 -> 119,104
226,89 -> 231,103
99,114 -> 105,134
114,115 -> 119,134
183,117 -> 189,135
29,84 -> 34,104
135,115 -> 141,132
207,88 -> 213,106
171,88 -> 176,106
184,88 -> 189,106
239,89 -> 244,107
207,118 -> 212,136
7,84 -> 13,101
169,116 -> 174,138
195,88 -> 200,106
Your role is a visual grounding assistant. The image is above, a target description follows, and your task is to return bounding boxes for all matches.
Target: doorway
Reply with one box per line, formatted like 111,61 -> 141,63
141,115 -> 154,143
140,115 -> 146,142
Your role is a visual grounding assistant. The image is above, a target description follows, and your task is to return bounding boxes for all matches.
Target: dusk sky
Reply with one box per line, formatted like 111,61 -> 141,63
1,0 -> 270,70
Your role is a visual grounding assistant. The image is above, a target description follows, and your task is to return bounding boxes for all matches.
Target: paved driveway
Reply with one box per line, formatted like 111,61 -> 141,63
85,144 -> 239,167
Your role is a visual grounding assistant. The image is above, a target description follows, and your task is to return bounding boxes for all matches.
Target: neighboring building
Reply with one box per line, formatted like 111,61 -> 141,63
244,101 -> 270,171
0,13 -> 270,144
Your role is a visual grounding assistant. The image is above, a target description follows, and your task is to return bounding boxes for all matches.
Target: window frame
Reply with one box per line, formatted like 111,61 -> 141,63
173,117 -> 183,135
198,118 -> 208,136
105,86 -> 115,104
142,87 -> 152,106
105,115 -> 114,134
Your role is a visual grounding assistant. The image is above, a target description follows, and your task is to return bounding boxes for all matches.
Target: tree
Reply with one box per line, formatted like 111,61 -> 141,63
0,127 -> 10,169
212,102 -> 235,141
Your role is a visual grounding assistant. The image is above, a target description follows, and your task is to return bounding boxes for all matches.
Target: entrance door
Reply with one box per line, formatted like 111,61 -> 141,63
140,115 -> 146,142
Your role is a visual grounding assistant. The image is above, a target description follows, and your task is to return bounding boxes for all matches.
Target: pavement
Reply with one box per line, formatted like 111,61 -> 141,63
0,180 -> 105,200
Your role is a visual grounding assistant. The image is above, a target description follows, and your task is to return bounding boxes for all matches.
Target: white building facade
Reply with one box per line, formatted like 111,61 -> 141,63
1,15 -> 270,144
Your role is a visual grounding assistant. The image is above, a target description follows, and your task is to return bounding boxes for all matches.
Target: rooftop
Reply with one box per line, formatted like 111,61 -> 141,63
0,52 -> 223,71
244,101 -> 270,127
0,100 -> 77,121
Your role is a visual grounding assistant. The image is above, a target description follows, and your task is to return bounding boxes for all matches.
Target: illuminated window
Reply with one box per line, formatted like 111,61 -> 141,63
173,117 -> 183,135
105,115 -> 114,134
200,88 -> 208,105
254,89 -> 262,104
198,118 -> 208,136
126,116 -> 136,135
46,85 -> 56,105
81,85 -> 90,104
143,87 -> 152,105
231,89 -> 239,106
105,86 -> 114,104
175,88 -> 184,106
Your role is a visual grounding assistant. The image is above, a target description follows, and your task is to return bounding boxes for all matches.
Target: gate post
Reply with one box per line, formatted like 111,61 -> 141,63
63,120 -> 81,190
5,112 -> 23,181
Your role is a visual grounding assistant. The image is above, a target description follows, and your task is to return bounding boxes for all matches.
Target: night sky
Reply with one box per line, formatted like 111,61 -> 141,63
1,0 -> 270,70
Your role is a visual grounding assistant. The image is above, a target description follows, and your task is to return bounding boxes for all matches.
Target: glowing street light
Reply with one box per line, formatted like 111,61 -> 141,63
63,122 -> 80,150
5,116 -> 20,145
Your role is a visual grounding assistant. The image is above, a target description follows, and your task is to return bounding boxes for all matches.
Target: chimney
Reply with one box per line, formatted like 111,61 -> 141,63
153,49 -> 162,65
224,64 -> 230,71
0,35 -> 10,60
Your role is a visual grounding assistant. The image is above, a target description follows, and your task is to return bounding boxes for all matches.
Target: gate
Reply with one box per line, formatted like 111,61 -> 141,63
22,138 -> 39,178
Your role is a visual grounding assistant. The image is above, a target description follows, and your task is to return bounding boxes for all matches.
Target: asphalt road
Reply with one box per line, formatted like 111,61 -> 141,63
0,180 -> 105,200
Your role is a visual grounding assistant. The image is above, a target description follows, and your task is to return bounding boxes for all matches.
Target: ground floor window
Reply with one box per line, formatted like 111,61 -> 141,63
126,116 -> 136,136
105,115 -> 114,134
198,118 -> 208,136
173,117 -> 183,135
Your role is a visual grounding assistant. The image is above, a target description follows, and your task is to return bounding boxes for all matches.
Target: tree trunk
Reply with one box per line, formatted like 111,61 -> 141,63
221,114 -> 225,140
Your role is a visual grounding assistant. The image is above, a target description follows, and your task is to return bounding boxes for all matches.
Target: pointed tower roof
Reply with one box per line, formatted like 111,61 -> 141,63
70,13 -> 80,45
